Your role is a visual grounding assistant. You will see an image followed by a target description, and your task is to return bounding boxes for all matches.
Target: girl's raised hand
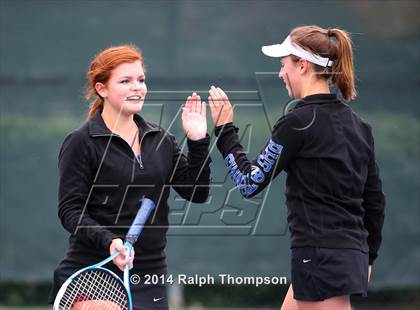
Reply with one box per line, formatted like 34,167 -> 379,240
208,86 -> 233,127
182,92 -> 207,141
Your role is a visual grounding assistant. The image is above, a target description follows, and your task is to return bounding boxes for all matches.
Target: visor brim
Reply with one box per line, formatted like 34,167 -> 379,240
261,44 -> 290,58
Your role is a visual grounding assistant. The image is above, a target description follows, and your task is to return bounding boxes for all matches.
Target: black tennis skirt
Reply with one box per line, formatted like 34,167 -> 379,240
291,247 -> 369,301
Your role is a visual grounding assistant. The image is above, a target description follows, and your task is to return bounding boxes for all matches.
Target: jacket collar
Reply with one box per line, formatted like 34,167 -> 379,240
295,93 -> 340,108
88,109 -> 160,137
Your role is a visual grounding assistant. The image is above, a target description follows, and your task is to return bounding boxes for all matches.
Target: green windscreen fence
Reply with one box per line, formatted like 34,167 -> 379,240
1,0 -> 419,290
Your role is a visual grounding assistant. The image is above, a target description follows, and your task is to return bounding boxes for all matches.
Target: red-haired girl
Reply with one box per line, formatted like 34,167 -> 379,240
49,45 -> 210,310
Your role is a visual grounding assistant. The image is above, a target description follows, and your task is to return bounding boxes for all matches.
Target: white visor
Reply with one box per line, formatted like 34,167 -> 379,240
262,36 -> 334,67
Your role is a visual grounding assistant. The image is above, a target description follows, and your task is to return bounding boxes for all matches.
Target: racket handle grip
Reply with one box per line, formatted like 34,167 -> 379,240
125,197 -> 156,244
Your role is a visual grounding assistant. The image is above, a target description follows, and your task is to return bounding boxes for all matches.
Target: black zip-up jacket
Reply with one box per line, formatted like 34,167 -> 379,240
215,94 -> 385,265
55,110 -> 211,276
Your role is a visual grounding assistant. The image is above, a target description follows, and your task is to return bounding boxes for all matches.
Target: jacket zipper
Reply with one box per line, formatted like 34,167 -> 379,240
92,132 -> 153,170
137,137 -> 144,169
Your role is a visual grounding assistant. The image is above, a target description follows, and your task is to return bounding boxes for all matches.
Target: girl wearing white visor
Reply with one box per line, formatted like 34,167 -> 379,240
208,25 -> 385,310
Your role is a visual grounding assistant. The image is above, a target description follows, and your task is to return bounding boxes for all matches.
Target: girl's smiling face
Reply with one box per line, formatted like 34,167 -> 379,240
279,56 -> 302,99
96,60 -> 147,116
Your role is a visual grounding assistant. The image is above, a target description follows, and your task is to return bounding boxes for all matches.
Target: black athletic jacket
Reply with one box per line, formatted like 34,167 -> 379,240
53,110 -> 211,284
215,94 -> 385,265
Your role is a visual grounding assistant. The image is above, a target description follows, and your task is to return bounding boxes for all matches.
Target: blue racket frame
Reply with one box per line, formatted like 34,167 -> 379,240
53,197 -> 156,310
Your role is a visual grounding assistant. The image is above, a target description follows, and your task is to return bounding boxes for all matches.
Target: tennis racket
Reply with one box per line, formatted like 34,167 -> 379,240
53,197 -> 156,310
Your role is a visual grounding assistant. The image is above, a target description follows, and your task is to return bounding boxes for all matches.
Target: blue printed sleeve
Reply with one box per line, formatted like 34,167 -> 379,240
215,112 -> 305,197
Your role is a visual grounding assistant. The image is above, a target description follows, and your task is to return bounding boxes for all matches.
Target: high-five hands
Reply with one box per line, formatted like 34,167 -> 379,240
182,86 -> 233,137
182,92 -> 207,141
208,86 -> 234,127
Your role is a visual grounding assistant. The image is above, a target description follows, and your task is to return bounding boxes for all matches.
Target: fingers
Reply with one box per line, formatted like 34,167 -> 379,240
186,88 -> 228,113
115,242 -> 125,253
185,92 -> 201,113
201,101 -> 206,117
208,95 -> 216,117
114,247 -> 134,271
123,246 -> 129,264
185,93 -> 194,113
110,239 -> 136,271
210,85 -> 229,102
208,93 -> 218,125
110,238 -> 124,253
216,87 -> 229,100
184,89 -> 224,122
209,85 -> 222,105
208,86 -> 220,115
209,85 -> 230,108
185,96 -> 192,113
129,249 -> 135,269
124,246 -> 135,269
192,92 -> 201,113
208,85 -> 233,126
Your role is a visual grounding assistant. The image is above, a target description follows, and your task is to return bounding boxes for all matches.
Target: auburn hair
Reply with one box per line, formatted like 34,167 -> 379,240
85,45 -> 144,119
290,25 -> 356,101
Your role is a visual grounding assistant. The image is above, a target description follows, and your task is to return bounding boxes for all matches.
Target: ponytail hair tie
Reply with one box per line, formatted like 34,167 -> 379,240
327,29 -> 333,37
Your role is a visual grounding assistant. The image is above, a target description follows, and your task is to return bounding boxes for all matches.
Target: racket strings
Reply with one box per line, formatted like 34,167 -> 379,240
58,269 -> 128,310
